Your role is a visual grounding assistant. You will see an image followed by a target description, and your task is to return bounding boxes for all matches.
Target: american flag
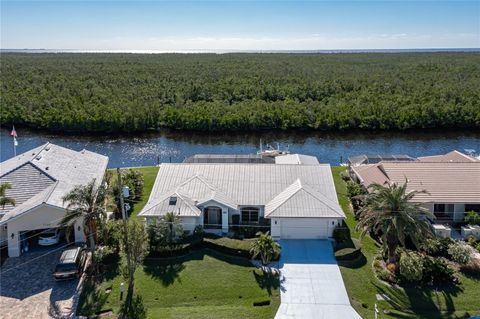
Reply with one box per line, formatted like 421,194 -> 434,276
10,126 -> 17,138
11,126 -> 18,147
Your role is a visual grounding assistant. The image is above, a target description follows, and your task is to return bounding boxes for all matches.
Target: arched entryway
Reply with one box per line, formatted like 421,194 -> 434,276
204,206 -> 222,229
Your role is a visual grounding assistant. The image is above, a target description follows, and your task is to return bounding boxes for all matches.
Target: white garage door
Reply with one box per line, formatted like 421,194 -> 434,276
280,218 -> 330,239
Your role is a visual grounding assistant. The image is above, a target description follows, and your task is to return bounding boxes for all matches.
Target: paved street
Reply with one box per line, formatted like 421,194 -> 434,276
0,249 -> 79,319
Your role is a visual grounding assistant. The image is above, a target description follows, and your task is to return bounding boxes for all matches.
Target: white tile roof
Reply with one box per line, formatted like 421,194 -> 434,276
265,179 -> 344,218
275,154 -> 320,165
0,143 -> 109,223
140,162 -> 344,219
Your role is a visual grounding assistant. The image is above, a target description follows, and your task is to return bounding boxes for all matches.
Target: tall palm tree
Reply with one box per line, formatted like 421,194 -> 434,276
251,231 -> 281,265
162,211 -> 183,244
0,182 -> 16,209
61,179 -> 107,251
356,181 -> 434,264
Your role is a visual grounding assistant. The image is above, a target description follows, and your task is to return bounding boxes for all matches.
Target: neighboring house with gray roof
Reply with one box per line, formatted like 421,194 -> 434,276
0,143 -> 108,257
139,156 -> 345,239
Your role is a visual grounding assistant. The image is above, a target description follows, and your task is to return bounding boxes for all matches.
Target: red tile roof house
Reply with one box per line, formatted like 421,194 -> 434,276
349,151 -> 480,239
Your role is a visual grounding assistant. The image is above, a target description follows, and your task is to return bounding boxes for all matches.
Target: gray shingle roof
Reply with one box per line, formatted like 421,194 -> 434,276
0,143 -> 109,223
140,162 -> 344,219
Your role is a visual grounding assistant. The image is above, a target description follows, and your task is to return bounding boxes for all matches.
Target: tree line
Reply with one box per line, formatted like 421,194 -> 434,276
1,52 -> 479,133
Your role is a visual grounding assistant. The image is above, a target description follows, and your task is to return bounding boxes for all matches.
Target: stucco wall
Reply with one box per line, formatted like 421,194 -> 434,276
6,204 -> 85,257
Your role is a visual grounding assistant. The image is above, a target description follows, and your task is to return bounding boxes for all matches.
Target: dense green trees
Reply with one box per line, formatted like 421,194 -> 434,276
1,53 -> 479,133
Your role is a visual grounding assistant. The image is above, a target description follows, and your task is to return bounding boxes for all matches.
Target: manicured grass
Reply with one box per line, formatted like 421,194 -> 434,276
129,166 -> 159,218
331,167 -> 480,319
107,166 -> 159,218
78,251 -> 280,319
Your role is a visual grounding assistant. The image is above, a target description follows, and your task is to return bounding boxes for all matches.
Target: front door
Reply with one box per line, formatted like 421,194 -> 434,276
205,207 -> 222,228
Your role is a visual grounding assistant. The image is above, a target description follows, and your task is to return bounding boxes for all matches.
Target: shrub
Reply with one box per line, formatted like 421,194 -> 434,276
422,237 -> 454,257
386,262 -> 396,273
332,224 -> 350,243
193,224 -> 204,235
422,257 -> 456,285
448,241 -> 475,264
460,258 -> 480,276
124,169 -> 145,200
464,211 -> 480,225
340,171 -> 350,181
346,181 -> 364,199
377,269 -> 395,283
466,235 -> 477,247
476,242 -> 480,253
399,251 -> 424,282
203,235 -> 255,259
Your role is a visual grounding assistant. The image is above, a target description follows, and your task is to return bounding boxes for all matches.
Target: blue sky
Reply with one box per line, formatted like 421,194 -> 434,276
1,1 -> 479,50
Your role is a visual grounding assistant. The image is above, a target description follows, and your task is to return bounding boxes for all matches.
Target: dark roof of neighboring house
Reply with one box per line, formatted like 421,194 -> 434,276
347,154 -> 416,166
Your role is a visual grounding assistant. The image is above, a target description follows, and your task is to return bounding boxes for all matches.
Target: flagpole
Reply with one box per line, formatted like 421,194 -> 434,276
11,125 -> 18,156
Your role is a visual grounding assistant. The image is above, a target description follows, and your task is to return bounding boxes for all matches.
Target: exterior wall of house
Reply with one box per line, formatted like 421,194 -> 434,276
0,224 -> 7,246
199,200 -> 231,232
6,204 -> 85,257
144,216 -> 200,233
454,204 -> 466,222
270,217 -> 342,239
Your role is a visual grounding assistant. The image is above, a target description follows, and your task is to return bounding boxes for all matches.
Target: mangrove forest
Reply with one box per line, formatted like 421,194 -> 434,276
1,52 -> 479,133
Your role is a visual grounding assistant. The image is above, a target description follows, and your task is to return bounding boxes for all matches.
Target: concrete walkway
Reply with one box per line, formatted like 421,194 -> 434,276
274,240 -> 362,319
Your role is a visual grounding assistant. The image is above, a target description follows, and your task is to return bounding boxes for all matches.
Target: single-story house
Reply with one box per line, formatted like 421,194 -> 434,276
0,143 -> 108,257
350,156 -> 480,224
139,156 -> 344,239
417,150 -> 480,163
347,154 -> 417,166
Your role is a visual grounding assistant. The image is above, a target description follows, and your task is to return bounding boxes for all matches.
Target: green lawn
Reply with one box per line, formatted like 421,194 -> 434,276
331,166 -> 480,319
78,251 -> 280,319
80,165 -> 279,319
129,166 -> 159,218
107,166 -> 159,218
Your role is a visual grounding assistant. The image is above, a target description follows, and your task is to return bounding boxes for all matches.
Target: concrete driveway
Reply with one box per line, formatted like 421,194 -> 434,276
274,240 -> 362,319
0,249 -> 81,319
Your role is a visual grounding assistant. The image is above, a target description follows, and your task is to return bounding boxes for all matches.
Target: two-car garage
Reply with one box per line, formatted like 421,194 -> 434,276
270,218 -> 342,239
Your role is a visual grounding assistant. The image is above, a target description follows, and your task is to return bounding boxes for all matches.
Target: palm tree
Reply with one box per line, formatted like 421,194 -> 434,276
0,182 -> 16,209
355,181 -> 434,264
61,179 -> 107,251
251,231 -> 281,266
162,212 -> 183,244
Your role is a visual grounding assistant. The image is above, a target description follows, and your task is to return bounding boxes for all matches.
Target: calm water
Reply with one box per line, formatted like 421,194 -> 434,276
1,128 -> 479,168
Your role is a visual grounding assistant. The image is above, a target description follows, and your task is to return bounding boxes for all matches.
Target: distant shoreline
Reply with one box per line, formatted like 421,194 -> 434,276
1,48 -> 479,54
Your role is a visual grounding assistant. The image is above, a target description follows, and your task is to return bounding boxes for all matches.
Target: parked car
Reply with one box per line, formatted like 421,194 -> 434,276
53,246 -> 87,280
38,228 -> 63,246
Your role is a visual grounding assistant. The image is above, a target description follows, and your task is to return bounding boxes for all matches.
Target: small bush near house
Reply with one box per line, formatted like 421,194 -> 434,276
460,258 -> 480,277
464,211 -> 480,225
332,223 -> 350,243
346,181 -> 364,199
399,251 -> 424,282
422,256 -> 457,285
422,237 -> 454,258
377,269 -> 395,283
448,241 -> 475,265
466,235 -> 478,248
